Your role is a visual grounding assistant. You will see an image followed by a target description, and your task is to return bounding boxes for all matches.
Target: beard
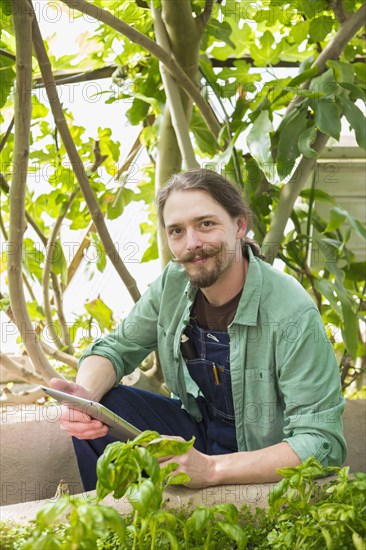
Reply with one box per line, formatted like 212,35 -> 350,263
175,244 -> 234,289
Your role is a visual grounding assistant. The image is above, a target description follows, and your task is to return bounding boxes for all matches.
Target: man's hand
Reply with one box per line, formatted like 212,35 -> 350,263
158,436 -> 216,489
50,378 -> 109,440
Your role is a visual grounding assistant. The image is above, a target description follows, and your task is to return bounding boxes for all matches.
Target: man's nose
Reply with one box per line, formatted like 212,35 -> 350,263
186,229 -> 203,250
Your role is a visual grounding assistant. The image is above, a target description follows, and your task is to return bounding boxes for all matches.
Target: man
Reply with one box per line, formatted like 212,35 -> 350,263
53,169 -> 347,491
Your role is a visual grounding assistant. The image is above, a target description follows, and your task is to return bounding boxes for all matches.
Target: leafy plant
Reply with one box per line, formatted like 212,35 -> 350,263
7,434 -> 364,550
267,458 -> 366,549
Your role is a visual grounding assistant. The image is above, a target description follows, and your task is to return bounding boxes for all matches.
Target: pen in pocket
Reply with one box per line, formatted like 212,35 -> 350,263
212,363 -> 221,385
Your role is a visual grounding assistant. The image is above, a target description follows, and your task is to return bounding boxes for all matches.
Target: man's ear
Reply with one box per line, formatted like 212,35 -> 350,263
236,216 -> 247,239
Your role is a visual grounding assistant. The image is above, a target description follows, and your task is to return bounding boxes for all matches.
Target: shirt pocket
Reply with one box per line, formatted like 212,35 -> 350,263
243,368 -> 280,430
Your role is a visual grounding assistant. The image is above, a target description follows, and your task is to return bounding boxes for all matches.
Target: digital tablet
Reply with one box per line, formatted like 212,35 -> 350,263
41,386 -> 142,440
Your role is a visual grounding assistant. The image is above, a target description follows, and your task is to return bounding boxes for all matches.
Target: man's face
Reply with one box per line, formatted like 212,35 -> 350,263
163,190 -> 246,288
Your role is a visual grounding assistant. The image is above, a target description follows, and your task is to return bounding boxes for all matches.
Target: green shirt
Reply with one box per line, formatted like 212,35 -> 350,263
80,247 -> 347,467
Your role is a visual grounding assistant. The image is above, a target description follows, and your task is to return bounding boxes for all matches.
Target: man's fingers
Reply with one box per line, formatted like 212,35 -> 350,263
60,419 -> 109,439
60,405 -> 92,423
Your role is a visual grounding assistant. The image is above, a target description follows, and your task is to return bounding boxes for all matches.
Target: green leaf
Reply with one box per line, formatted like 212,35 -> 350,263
309,16 -> 334,43
309,69 -> 337,98
84,298 -> 114,332
300,189 -> 335,204
210,20 -> 253,61
22,238 -> 44,282
338,82 -> 365,101
125,98 -> 149,125
146,436 -> 194,459
189,507 -> 213,535
107,185 -> 135,220
218,522 -> 248,550
352,532 -> 366,550
213,503 -> 238,523
338,96 -> 366,149
190,108 -> 218,155
133,91 -> 160,112
326,206 -> 366,241
158,529 -> 180,550
354,62 -> 366,85
165,471 -> 191,486
127,478 -> 161,515
250,30 -> 282,66
90,232 -> 107,273
313,279 -> 342,319
276,107 -> 308,179
341,298 -> 359,358
287,66 -> 319,87
206,19 -> 235,49
141,238 -> 158,263
0,0 -> 12,15
327,60 -> 354,84
31,96 -> 49,119
35,496 -> 70,529
0,54 -> 15,109
342,261 -> 366,282
131,430 -> 161,447
135,446 -> 160,484
325,207 -> 347,232
313,99 -> 342,140
246,110 -> 275,183
50,240 -> 68,286
298,125 -> 319,158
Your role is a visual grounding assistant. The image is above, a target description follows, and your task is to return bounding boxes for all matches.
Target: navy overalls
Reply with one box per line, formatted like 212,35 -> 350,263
73,319 -> 237,491
183,318 -> 237,454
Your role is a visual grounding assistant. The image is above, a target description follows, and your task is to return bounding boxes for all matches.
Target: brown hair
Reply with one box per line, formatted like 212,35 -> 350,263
156,169 -> 263,258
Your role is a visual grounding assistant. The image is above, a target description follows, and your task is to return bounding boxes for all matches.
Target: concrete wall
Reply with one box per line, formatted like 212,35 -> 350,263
0,403 -> 82,507
0,399 -> 364,507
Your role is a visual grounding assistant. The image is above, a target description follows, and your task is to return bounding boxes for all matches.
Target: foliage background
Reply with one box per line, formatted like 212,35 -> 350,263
0,0 -> 365,400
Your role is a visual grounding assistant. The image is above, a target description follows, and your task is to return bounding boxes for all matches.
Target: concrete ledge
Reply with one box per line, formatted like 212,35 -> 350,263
0,399 -> 365,512
1,484 -> 273,523
1,475 -> 342,525
341,399 -> 366,473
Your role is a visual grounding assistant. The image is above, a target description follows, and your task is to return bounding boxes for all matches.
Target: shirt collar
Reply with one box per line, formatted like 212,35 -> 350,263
184,245 -> 263,325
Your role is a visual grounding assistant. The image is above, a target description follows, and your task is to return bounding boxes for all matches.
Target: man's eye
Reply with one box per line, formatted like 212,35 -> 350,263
169,228 -> 182,235
202,221 -> 214,227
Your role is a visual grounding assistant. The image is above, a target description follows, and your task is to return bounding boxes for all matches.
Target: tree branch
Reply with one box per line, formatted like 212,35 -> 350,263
315,3 -> 366,73
42,190 -> 78,353
30,4 -> 141,304
198,0 -> 215,28
152,5 -> 199,169
0,48 -> 15,61
0,292 -> 78,369
0,386 -> 46,404
8,0 -> 63,383
161,0 -> 201,58
40,341 -> 78,369
59,0 -> 221,140
0,352 -> 47,385
262,131 -> 329,263
330,0 -> 349,24
0,173 -> 48,246
286,2 -> 366,115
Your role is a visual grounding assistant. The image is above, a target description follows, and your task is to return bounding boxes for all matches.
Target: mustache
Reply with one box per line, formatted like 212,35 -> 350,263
172,244 -> 222,265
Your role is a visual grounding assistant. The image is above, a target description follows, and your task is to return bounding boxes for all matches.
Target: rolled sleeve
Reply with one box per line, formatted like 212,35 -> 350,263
277,307 -> 347,467
78,272 -> 164,383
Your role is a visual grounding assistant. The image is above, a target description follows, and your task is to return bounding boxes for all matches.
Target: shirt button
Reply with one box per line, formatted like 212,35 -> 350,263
323,442 -> 330,449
